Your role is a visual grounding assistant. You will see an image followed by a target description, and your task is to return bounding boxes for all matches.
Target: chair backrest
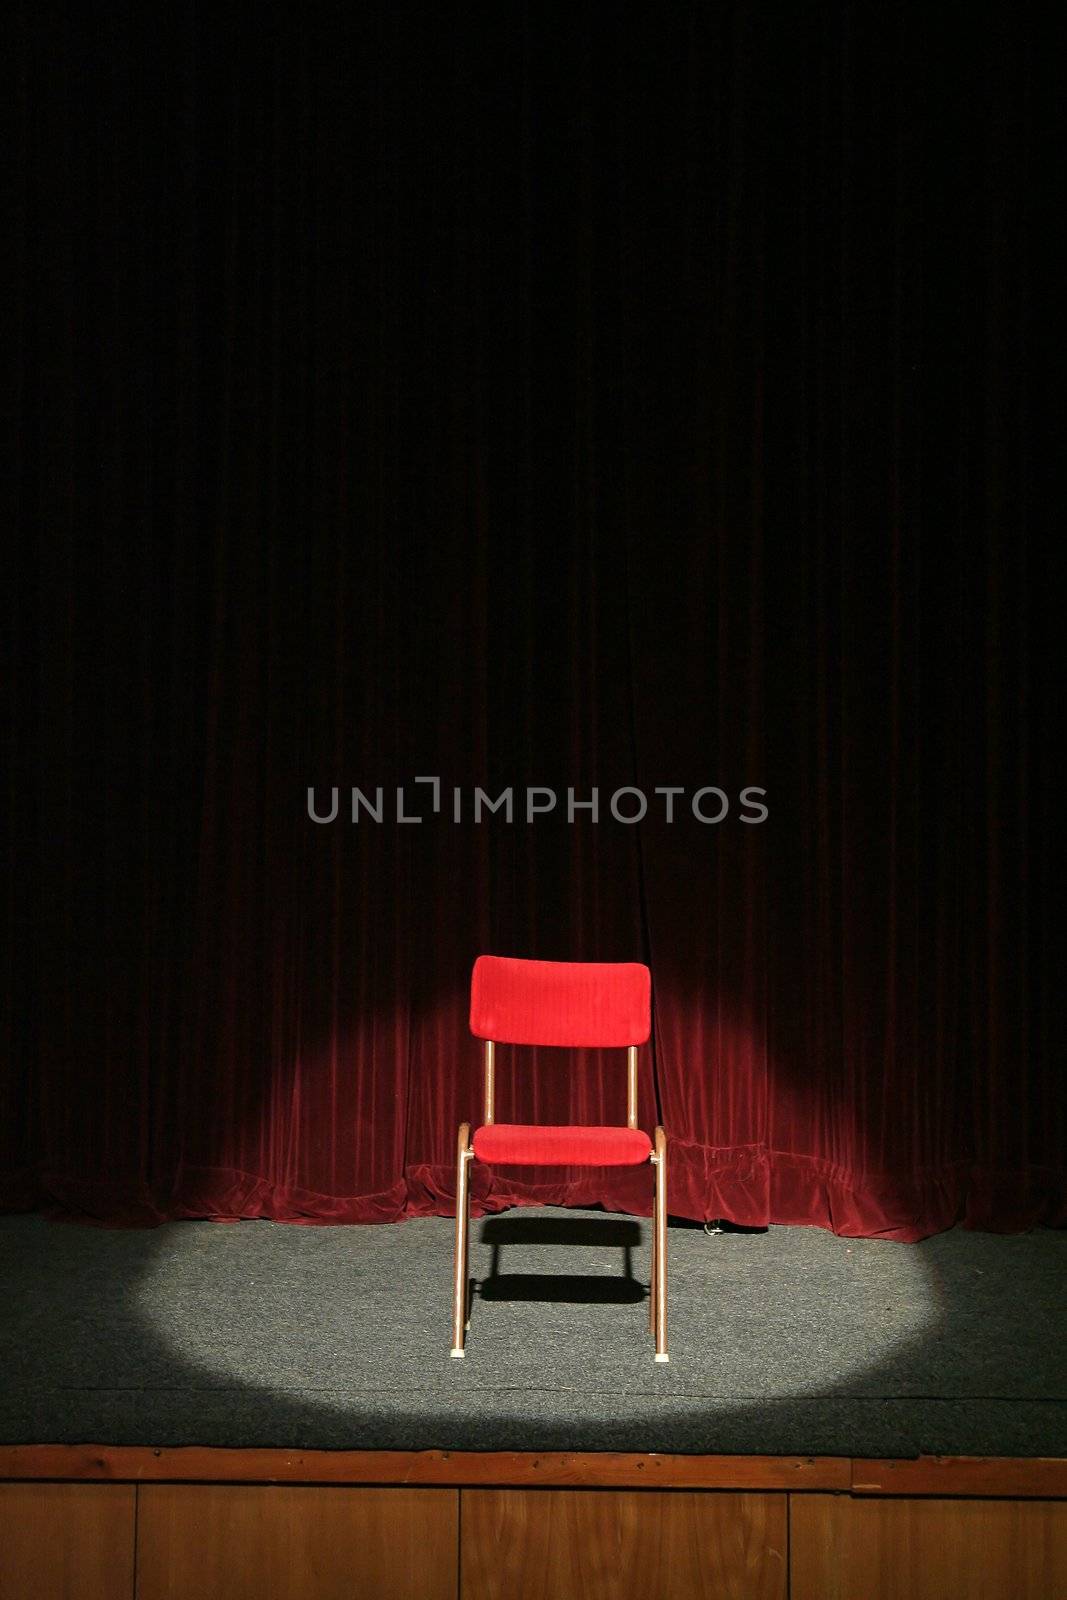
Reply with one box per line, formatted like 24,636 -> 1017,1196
469,955 -> 651,1048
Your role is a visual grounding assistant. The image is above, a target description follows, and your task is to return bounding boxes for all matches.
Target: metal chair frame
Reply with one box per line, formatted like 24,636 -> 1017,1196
451,1036 -> 669,1362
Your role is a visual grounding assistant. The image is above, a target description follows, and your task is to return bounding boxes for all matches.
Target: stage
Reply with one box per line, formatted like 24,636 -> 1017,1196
2,1208 -> 1063,1459
3,1209 -> 1065,1596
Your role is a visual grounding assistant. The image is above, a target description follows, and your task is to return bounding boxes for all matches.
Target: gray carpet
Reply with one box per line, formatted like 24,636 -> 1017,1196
1,1208 -> 1064,1456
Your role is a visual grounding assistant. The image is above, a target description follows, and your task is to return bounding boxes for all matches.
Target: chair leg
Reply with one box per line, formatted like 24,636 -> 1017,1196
653,1126 -> 668,1361
451,1123 -> 472,1357
649,1208 -> 657,1335
463,1165 -> 472,1330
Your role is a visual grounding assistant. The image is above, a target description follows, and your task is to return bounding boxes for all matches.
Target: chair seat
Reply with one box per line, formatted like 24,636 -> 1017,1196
472,1123 -> 653,1167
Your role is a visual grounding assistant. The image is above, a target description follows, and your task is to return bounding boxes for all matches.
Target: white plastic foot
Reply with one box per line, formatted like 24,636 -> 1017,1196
450,1347 -> 466,1358
654,1353 -> 670,1362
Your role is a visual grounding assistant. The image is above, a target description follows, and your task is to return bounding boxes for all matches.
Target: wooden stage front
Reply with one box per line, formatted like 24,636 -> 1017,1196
1,1447 -> 1065,1599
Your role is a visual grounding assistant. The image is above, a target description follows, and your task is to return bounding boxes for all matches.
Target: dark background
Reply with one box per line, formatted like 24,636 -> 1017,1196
6,3 -> 1060,1239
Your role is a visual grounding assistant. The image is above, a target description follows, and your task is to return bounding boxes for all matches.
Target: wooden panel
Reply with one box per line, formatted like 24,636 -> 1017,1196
790,1493 -> 1067,1600
135,1484 -> 457,1600
461,1488 -> 786,1600
852,1455 -> 1067,1499
0,1444 -> 850,1490
0,1482 -> 135,1600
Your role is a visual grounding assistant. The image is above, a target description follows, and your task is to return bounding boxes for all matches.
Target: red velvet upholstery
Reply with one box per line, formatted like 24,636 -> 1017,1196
472,1123 -> 652,1166
470,955 -> 651,1047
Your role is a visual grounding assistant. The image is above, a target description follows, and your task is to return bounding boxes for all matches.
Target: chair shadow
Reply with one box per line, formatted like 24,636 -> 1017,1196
474,1213 -> 647,1306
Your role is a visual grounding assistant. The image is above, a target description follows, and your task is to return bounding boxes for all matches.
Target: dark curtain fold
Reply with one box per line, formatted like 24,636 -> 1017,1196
6,2 -> 1060,1241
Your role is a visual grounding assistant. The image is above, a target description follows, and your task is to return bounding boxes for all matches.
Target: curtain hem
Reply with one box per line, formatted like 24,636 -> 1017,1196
4,1148 -> 1064,1241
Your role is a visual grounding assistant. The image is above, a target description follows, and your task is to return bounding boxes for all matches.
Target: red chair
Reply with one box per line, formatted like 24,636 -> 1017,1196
451,955 -> 669,1361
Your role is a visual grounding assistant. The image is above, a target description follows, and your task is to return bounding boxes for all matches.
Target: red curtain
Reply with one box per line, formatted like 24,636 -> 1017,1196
6,4 -> 1061,1241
